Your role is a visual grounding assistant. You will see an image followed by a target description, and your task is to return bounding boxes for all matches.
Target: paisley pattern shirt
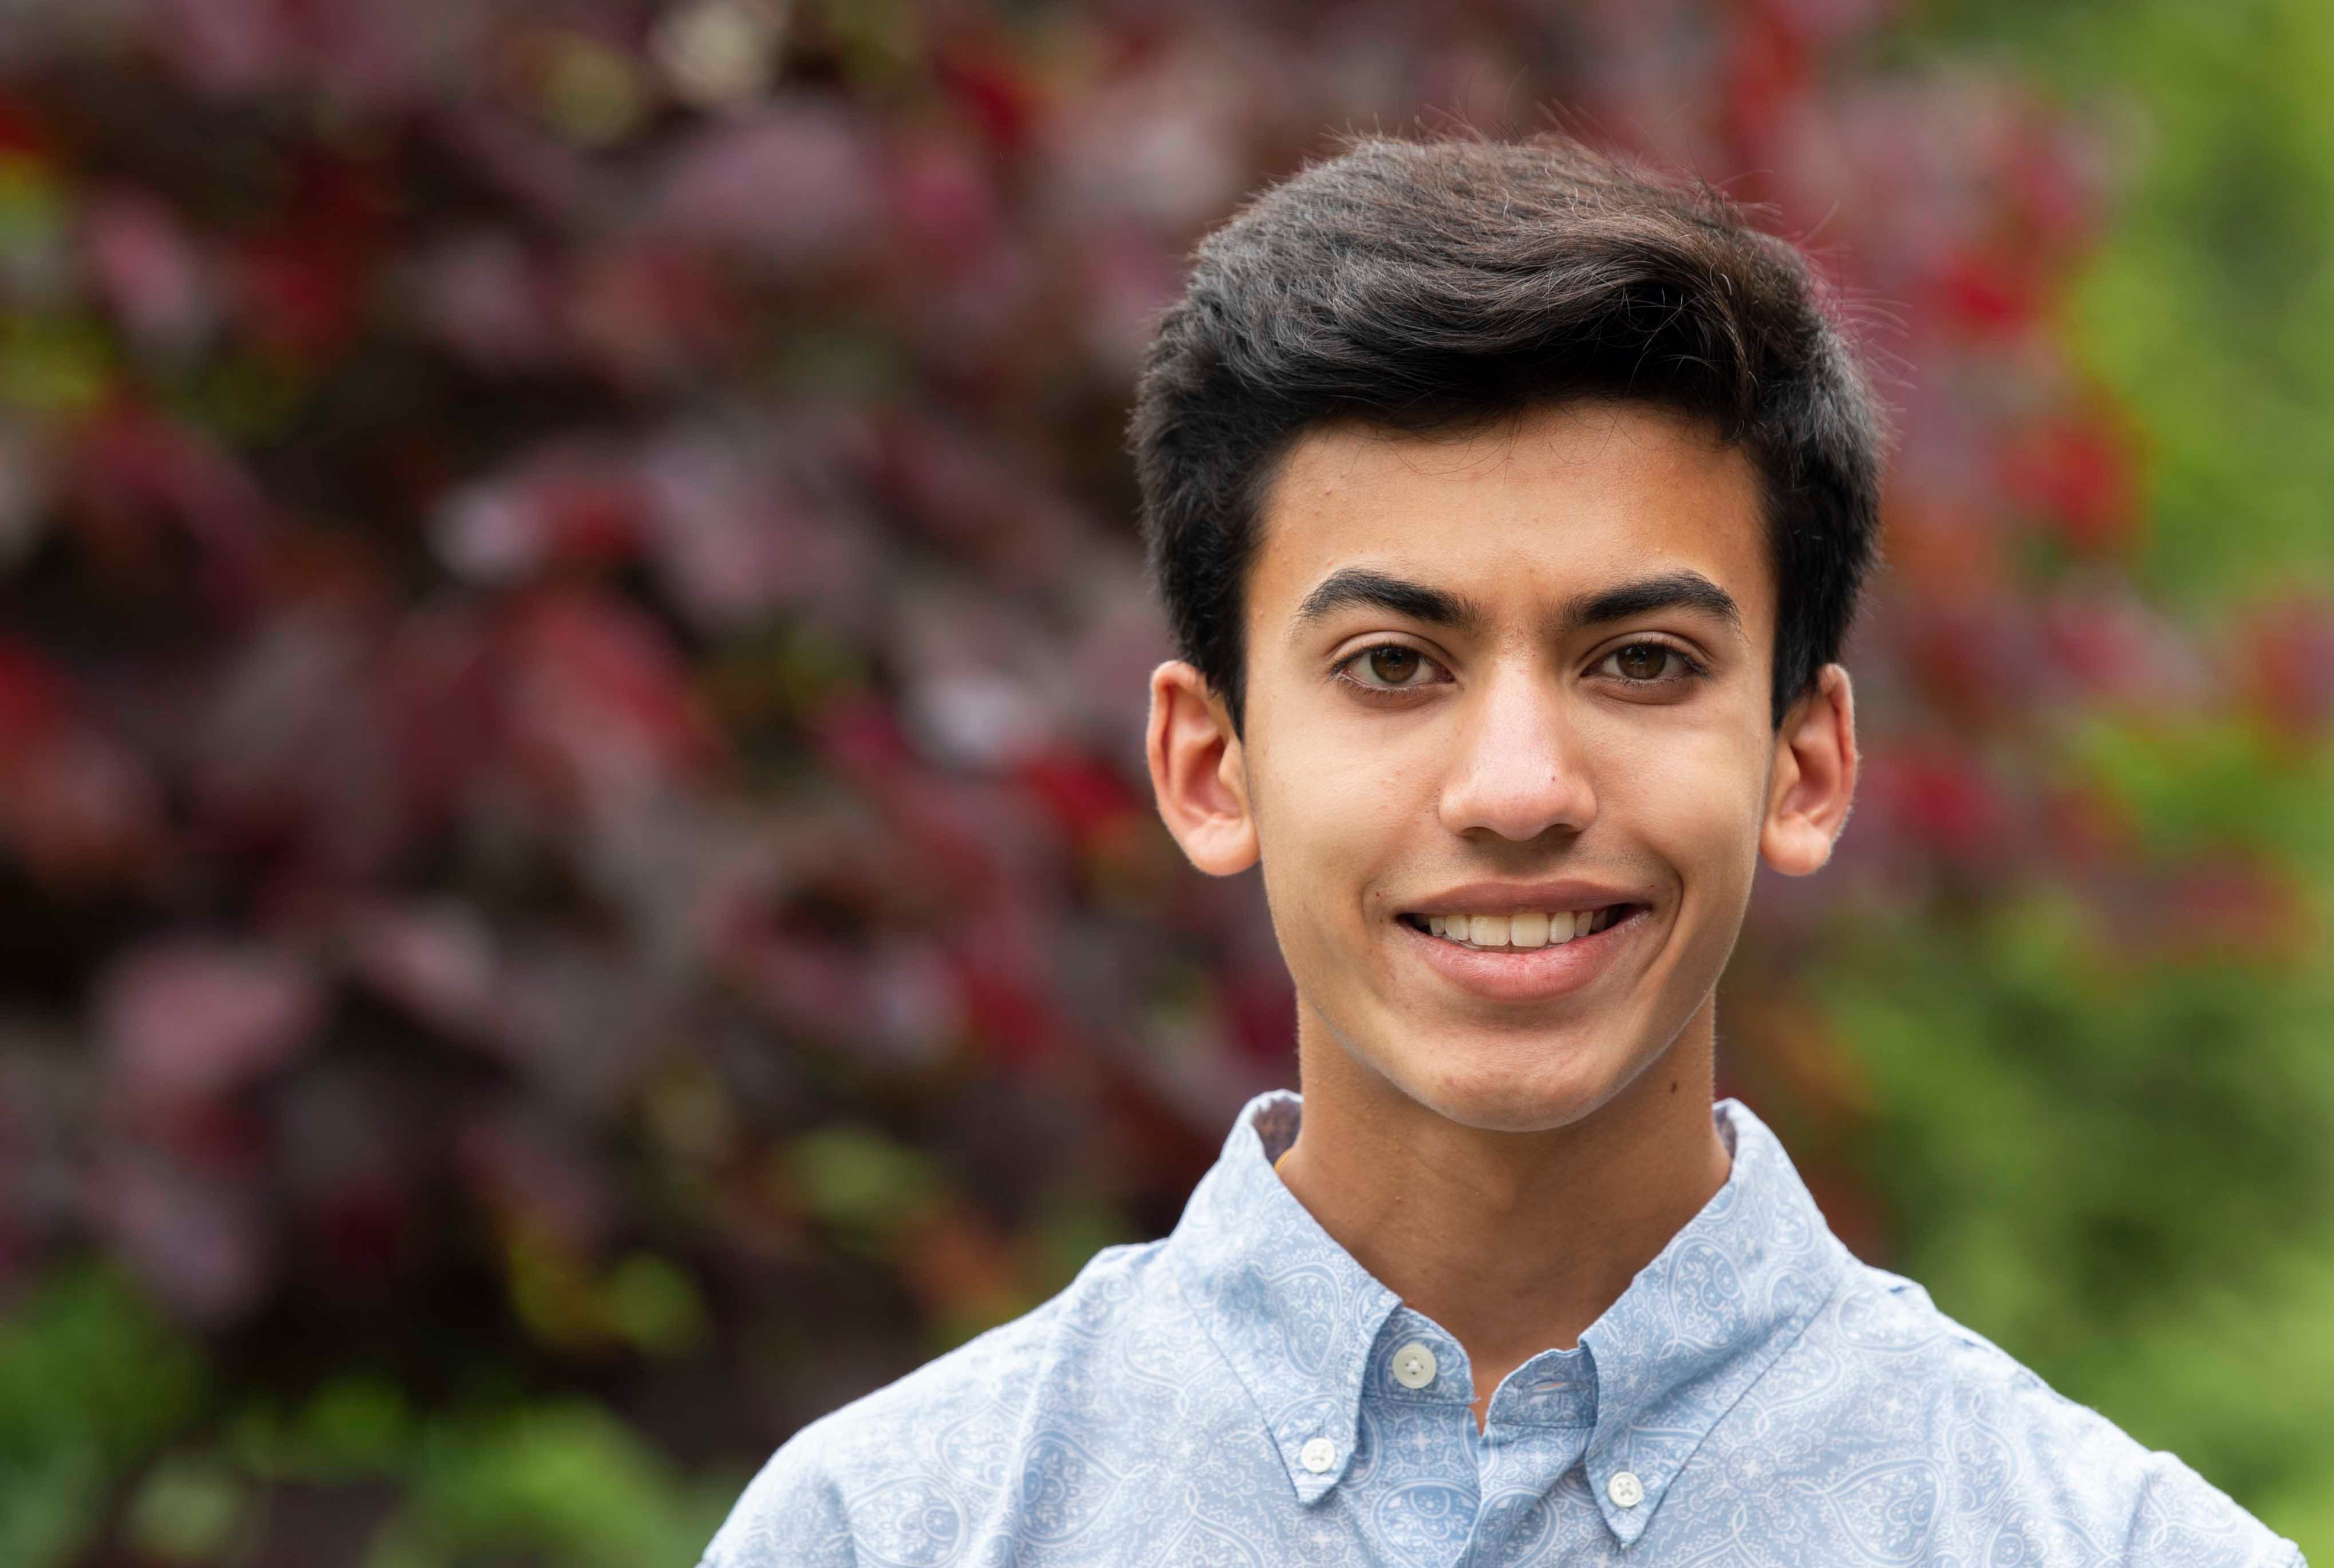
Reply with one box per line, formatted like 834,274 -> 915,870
698,1092 -> 2305,1567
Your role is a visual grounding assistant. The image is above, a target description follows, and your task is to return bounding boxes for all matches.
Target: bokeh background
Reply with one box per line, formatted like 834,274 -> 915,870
0,0 -> 2328,1562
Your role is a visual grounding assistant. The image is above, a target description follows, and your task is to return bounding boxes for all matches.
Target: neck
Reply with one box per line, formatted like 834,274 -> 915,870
1274,993 -> 1733,1433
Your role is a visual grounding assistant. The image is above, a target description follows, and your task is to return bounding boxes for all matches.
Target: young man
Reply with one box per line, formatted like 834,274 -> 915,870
698,136 -> 2304,1566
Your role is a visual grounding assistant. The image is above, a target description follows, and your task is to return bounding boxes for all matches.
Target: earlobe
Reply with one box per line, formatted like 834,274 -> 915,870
1146,661 -> 1259,877
1760,663 -> 1858,878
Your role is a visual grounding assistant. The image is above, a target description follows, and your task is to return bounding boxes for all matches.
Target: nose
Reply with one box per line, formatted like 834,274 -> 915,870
1436,663 -> 1598,842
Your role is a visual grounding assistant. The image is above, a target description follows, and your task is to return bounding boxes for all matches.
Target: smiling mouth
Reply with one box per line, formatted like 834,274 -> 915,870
1398,905 -> 1642,952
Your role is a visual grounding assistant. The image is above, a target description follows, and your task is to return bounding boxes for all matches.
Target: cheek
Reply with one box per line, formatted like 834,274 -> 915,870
1248,734 -> 1436,943
1599,725 -> 1768,901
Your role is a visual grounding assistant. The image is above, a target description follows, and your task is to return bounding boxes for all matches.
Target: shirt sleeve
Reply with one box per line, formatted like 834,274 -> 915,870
694,1421 -> 854,1568
2115,1452 -> 2308,1568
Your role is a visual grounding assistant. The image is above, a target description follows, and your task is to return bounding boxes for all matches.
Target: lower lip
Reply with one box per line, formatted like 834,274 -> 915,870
1399,907 -> 1649,1002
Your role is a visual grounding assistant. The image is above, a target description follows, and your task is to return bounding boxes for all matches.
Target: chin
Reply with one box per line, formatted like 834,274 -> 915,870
1399,1045 -> 1638,1134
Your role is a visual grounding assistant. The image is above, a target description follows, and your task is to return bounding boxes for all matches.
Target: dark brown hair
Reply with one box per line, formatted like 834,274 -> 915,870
1129,132 -> 1888,733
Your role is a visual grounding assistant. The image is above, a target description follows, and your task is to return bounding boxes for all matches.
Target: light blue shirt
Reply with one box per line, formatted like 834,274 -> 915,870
699,1092 -> 2303,1566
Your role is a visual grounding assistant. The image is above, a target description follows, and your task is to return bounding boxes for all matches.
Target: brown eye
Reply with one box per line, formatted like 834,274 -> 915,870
1366,646 -> 1424,684
1615,644 -> 1670,681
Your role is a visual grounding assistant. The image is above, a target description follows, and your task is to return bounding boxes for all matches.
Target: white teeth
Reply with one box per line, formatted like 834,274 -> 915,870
1418,907 -> 1624,950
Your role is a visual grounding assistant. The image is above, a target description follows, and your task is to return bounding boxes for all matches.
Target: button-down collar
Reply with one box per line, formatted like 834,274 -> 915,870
1164,1093 -> 1400,1503
1163,1089 -> 1854,1543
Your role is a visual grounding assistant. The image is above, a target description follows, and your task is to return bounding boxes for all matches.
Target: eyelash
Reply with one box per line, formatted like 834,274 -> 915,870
1330,645 -> 1446,699
1331,640 -> 1710,699
1598,640 -> 1710,687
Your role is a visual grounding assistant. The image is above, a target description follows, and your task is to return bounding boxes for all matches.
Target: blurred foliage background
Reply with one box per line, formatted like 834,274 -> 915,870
0,0 -> 2324,1563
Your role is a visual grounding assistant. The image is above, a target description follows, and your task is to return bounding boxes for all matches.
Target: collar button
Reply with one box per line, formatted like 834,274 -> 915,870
1390,1342 -> 1438,1389
1607,1470 -> 1645,1509
1299,1437 -> 1338,1474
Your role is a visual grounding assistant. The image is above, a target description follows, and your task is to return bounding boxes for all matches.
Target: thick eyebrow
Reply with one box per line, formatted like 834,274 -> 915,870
1558,570 -> 1746,643
1289,568 -> 1487,637
1288,565 -> 1745,645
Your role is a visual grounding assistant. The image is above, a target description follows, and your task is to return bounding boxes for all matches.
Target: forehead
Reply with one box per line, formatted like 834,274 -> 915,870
1249,401 -> 1772,639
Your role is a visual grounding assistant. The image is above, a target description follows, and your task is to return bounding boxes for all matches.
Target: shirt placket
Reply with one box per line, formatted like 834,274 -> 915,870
1455,1344 -> 1602,1568
1355,1310 -> 1481,1568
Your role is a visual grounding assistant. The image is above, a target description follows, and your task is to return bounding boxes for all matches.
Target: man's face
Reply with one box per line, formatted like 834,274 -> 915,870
1233,401 -> 1783,1133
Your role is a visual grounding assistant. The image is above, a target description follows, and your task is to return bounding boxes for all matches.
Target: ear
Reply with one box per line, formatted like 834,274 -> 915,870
1761,662 -> 1858,877
1146,660 -> 1258,877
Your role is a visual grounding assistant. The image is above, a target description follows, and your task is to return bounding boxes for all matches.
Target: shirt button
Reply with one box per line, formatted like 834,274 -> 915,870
1607,1470 -> 1645,1509
1390,1342 -> 1439,1390
1300,1437 -> 1338,1474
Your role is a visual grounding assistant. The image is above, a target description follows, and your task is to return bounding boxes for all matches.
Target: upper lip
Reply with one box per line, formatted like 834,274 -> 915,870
1398,880 -> 1648,916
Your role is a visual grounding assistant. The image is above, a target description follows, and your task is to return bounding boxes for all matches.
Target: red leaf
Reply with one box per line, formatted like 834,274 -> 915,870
1934,250 -> 2039,340
99,937 -> 324,1108
1999,416 -> 2142,555
2237,596 -> 2334,743
496,588 -> 727,829
0,639 -> 168,891
1867,749 -> 2006,861
91,1149 -> 273,1324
